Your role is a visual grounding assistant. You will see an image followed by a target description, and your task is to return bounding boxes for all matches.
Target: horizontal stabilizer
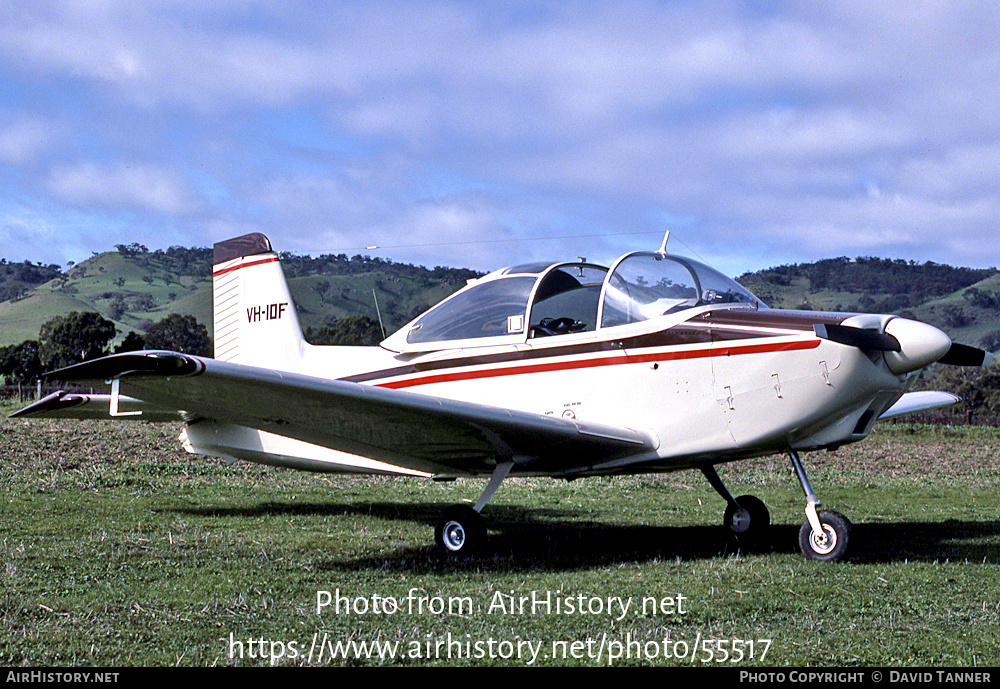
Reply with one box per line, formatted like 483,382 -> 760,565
10,390 -> 182,421
40,350 -> 204,382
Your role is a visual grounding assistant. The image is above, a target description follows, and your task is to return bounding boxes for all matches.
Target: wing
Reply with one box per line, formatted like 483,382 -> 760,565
12,351 -> 656,477
877,390 -> 961,420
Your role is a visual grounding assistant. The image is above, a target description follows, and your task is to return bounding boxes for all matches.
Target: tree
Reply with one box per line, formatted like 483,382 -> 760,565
38,311 -> 118,370
980,331 -> 1000,353
927,362 -> 1000,423
963,287 -> 1000,309
305,315 -> 383,346
941,304 -> 975,328
114,331 -> 147,353
143,313 -> 212,356
0,339 -> 44,385
115,242 -> 149,257
109,295 -> 127,320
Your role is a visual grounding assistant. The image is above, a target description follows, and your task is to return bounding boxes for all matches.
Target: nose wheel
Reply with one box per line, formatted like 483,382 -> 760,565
789,449 -> 852,562
798,508 -> 851,562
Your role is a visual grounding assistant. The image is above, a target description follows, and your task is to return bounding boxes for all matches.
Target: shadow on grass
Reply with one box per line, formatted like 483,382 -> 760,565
848,520 -> 1000,564
170,500 -> 1000,571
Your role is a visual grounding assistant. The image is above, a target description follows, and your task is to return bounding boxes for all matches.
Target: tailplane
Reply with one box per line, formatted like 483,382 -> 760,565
212,233 -> 307,371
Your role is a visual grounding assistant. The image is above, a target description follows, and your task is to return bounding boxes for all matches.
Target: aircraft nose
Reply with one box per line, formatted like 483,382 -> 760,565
882,318 -> 952,375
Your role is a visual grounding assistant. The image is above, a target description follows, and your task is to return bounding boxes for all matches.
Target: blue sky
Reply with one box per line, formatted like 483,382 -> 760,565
2,1 -> 999,278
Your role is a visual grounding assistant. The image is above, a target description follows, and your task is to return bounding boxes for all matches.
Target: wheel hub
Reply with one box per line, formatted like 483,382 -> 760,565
730,508 -> 751,533
443,521 -> 466,551
809,525 -> 837,555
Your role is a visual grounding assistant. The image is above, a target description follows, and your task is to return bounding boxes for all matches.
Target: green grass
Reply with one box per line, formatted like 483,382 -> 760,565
2,409 -> 999,667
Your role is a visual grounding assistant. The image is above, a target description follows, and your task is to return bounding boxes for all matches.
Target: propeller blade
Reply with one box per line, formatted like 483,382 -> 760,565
938,343 -> 994,367
813,323 -> 901,352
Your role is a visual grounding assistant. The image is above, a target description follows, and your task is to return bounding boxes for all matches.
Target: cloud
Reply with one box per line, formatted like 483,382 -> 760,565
0,1 -> 999,273
255,165 -> 517,270
0,117 -> 57,165
47,162 -> 203,215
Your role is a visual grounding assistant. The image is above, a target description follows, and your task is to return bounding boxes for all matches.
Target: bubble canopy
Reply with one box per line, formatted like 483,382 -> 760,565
382,252 -> 764,352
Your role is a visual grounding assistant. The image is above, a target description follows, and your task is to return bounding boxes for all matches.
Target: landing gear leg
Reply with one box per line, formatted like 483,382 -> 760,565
701,465 -> 770,551
789,449 -> 851,562
435,460 -> 513,559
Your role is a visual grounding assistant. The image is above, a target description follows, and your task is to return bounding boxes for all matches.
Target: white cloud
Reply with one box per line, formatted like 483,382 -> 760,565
47,163 -> 202,215
1,1 -> 999,272
0,117 -> 56,165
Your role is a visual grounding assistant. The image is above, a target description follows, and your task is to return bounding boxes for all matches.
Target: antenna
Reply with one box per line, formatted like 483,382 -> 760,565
372,288 -> 386,339
657,230 -> 670,255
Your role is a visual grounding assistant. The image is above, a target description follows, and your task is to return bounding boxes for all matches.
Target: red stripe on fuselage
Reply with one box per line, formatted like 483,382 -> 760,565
374,338 -> 821,390
212,256 -> 280,277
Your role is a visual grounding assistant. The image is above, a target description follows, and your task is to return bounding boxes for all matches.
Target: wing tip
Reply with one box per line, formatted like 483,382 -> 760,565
9,390 -> 84,418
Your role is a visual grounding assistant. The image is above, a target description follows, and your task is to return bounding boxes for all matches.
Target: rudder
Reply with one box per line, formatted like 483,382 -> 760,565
212,233 -> 307,371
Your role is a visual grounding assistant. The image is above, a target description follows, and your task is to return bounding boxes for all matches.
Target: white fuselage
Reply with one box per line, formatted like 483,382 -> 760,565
188,245 -> 918,478
258,305 -> 911,475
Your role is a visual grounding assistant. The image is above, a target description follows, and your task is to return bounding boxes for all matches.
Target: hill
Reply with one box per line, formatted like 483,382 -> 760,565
0,244 -> 480,348
0,260 -> 63,303
737,257 -> 1000,351
1,245 -> 998,355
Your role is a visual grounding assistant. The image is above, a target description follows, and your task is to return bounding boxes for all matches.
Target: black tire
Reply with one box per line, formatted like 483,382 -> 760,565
723,495 -> 770,550
798,510 -> 851,562
435,505 -> 486,559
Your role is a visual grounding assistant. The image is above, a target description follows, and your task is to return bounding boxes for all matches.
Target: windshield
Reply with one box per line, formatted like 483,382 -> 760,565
600,253 -> 762,328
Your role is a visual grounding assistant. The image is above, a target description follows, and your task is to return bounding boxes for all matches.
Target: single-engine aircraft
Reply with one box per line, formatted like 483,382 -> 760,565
12,232 -> 994,562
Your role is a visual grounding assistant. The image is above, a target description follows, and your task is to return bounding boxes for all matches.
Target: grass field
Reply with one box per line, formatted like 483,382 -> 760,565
2,405 -> 999,667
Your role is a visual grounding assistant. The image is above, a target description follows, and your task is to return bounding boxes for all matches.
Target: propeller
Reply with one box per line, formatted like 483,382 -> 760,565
939,342 -> 994,367
813,323 -> 901,352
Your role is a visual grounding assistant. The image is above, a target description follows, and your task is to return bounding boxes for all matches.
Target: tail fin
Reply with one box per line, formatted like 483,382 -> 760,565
212,233 -> 307,371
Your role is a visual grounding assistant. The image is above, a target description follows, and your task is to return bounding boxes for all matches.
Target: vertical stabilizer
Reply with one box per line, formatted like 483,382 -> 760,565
213,233 -> 306,371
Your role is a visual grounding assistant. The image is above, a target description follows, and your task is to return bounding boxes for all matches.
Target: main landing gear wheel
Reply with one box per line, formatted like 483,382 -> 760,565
435,505 -> 486,559
434,461 -> 511,559
723,494 -> 770,550
700,466 -> 771,553
798,510 -> 851,562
